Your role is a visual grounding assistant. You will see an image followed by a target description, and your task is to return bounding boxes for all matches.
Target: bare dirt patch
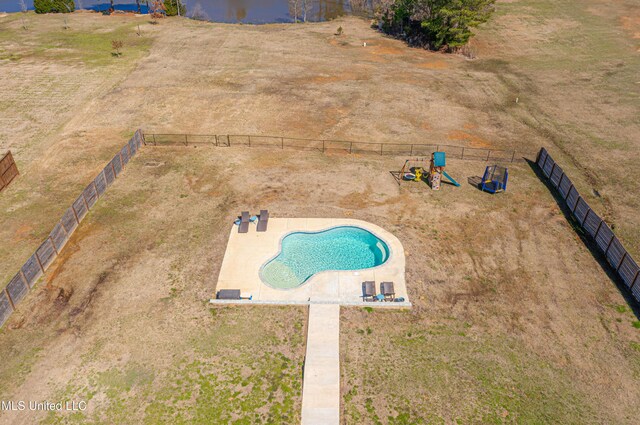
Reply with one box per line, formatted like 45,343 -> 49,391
620,15 -> 640,39
416,59 -> 449,69
0,4 -> 639,423
447,129 -> 493,148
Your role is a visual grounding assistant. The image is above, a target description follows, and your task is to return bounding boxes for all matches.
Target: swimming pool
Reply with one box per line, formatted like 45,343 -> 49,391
260,226 -> 390,289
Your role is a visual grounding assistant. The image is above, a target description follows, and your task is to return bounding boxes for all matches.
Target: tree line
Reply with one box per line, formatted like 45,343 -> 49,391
374,0 -> 496,51
33,0 -> 185,16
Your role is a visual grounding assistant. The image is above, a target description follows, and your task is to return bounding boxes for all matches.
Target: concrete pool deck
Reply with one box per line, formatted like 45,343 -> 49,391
212,218 -> 409,307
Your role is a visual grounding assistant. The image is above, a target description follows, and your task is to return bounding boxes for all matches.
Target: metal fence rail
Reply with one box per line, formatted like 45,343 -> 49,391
0,130 -> 145,328
143,133 -> 534,163
536,147 -> 640,303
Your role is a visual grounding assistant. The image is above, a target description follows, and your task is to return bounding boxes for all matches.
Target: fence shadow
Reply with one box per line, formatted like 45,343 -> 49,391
527,158 -> 640,319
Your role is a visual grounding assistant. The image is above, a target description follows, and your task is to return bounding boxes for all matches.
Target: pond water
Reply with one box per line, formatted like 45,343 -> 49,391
0,0 -> 374,23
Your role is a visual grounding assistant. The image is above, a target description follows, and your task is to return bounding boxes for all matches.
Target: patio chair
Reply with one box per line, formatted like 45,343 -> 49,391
238,211 -> 250,233
362,281 -> 375,301
380,282 -> 395,301
257,209 -> 269,232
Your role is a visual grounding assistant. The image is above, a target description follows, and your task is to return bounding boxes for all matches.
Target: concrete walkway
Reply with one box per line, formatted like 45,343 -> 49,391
301,304 -> 340,425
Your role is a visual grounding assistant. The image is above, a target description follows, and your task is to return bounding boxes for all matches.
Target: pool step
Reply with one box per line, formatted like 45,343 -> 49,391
301,304 -> 340,425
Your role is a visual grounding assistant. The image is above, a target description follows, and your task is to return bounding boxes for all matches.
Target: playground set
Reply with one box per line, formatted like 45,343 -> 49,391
396,152 -> 460,190
480,165 -> 509,193
393,152 -> 509,195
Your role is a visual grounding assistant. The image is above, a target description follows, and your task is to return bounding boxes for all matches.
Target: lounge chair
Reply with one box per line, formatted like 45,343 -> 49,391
217,289 -> 241,300
238,211 -> 250,233
380,282 -> 395,301
257,209 -> 269,232
362,281 -> 375,301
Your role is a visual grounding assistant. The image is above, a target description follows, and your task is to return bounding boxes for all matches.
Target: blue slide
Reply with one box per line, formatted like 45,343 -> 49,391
442,171 -> 460,187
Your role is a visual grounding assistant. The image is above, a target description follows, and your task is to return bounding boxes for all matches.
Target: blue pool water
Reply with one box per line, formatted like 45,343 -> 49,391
260,226 -> 389,289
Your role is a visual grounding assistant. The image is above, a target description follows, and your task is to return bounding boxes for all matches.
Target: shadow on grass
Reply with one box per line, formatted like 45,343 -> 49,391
468,176 -> 483,191
526,159 -> 640,320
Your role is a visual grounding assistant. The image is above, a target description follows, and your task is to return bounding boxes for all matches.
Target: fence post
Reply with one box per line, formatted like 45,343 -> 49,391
486,150 -> 491,161
35,252 -> 46,274
410,145 -> 414,156
228,135 -> 231,146
71,204 -> 81,224
581,208 -> 591,226
571,196 -> 581,214
49,236 -> 59,256
81,190 -> 90,211
593,220 -> 604,239
540,152 -> 549,171
281,137 -> 284,149
322,140 -> 325,153
571,195 -> 582,215
604,235 -> 615,256
153,134 -> 156,146
461,147 -> 464,160
380,144 -> 383,155
110,160 -> 117,181
18,270 -> 29,289
565,184 -> 574,201
616,252 -> 628,272
185,134 -> 188,146
631,270 -> 640,289
549,163 -> 557,181
511,151 -> 516,162
4,287 -> 15,311
248,136 -> 251,147
557,173 -> 565,192
350,142 -> 352,154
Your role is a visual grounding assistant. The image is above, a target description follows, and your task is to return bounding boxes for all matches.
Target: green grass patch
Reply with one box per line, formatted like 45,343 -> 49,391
0,15 -> 152,67
41,306 -> 305,424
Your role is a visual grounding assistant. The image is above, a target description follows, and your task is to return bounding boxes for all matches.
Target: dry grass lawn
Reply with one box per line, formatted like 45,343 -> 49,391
1,0 -> 639,423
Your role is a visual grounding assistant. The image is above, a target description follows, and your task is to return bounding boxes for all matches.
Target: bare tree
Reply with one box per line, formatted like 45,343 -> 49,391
150,0 -> 166,23
349,0 -> 367,13
189,2 -> 209,21
111,40 -> 124,56
301,0 -> 312,22
63,2 -> 72,29
288,0 -> 299,23
18,0 -> 28,30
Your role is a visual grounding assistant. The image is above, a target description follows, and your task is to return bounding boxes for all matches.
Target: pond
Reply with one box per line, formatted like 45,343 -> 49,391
0,0 -> 375,23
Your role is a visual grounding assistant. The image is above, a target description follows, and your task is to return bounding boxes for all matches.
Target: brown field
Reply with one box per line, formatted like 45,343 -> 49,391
1,0 -> 639,423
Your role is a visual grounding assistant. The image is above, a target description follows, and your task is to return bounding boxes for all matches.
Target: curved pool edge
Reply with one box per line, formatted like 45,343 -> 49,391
258,224 -> 394,290
214,217 -> 408,305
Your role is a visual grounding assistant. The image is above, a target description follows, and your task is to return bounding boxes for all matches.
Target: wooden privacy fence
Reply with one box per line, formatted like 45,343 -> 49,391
0,150 -> 19,192
536,148 -> 640,304
0,130 -> 144,328
143,133 -> 534,163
